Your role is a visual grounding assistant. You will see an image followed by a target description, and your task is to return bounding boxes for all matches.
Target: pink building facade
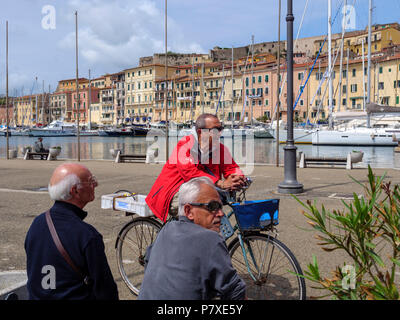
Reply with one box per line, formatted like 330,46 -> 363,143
242,61 -> 312,122
71,88 -> 100,123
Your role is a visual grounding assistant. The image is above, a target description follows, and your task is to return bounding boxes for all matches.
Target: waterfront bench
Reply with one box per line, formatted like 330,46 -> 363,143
24,151 -> 50,160
298,152 -> 362,170
115,150 -> 146,163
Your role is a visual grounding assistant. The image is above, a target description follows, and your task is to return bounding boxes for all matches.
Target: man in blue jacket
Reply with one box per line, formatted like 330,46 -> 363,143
24,163 -> 118,300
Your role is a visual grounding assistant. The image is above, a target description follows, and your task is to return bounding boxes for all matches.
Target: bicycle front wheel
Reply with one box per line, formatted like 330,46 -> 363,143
116,217 -> 162,296
229,233 -> 306,300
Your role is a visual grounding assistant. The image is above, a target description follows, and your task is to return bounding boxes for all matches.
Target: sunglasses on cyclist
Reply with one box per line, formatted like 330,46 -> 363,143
189,200 -> 223,213
200,126 -> 224,133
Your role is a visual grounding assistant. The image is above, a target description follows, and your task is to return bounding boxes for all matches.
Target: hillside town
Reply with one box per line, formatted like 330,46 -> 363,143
1,22 -> 400,128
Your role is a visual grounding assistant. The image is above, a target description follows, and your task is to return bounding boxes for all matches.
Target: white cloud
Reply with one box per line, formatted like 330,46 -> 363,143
59,0 -> 205,72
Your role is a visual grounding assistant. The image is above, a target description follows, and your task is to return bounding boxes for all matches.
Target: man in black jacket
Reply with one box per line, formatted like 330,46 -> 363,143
24,163 -> 119,300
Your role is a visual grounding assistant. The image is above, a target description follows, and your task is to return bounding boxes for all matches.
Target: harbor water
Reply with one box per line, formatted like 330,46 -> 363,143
1,135 -> 400,169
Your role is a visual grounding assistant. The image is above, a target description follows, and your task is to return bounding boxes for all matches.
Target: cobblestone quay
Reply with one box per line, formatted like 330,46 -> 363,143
1,159 -> 399,299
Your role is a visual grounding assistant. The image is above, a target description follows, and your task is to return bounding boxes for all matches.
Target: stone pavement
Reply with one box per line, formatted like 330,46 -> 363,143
0,159 -> 399,299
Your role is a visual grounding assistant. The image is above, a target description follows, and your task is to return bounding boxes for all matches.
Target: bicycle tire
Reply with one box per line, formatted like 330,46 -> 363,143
116,217 -> 162,296
229,233 -> 306,300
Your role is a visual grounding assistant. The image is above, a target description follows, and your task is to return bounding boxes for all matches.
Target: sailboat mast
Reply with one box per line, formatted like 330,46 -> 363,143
75,11 -> 80,162
362,39 -> 366,111
191,56 -> 195,123
221,63 -> 225,123
201,63 -> 204,114
6,20 -> 9,159
231,46 -> 234,129
42,80 -> 44,125
276,0 -> 281,167
48,84 -> 51,123
338,0 -> 347,113
346,47 -> 349,110
88,69 -> 91,130
328,0 -> 333,129
250,35 -> 254,126
366,0 -> 372,127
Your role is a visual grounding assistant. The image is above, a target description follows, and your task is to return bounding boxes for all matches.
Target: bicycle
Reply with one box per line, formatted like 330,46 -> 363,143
105,179 -> 306,299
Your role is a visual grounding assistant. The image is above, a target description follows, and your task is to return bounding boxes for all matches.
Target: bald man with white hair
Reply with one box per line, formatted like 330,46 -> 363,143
25,163 -> 118,300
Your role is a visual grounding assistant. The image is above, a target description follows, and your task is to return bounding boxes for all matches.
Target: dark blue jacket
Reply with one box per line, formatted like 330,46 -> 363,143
24,201 -> 118,300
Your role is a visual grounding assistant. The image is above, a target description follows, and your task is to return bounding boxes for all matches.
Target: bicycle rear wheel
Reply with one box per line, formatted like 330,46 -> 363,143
229,233 -> 306,300
116,217 -> 162,295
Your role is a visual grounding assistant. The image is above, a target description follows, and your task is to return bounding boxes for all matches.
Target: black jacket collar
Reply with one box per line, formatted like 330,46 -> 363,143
51,200 -> 88,220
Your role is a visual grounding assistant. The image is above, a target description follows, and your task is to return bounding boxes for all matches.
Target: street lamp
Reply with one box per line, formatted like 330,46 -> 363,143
278,0 -> 303,194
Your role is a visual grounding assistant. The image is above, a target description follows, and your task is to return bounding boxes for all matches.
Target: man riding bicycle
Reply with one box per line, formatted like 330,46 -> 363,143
145,113 -> 246,222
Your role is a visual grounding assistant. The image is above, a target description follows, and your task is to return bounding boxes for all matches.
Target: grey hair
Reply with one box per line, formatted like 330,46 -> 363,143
48,174 -> 81,201
178,176 -> 215,216
194,113 -> 218,131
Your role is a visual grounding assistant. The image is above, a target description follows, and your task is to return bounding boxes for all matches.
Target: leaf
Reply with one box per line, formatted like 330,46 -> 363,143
390,258 -> 400,268
367,249 -> 385,268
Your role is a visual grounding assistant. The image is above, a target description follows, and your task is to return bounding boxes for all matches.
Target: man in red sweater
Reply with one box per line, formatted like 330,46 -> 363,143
146,114 -> 246,222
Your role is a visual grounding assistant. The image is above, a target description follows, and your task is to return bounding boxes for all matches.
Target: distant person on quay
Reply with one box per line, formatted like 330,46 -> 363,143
34,137 -> 48,153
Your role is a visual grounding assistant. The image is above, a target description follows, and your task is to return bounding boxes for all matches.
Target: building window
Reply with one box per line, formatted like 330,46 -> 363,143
350,84 -> 357,93
258,76 -> 262,83
352,69 -> 356,77
379,66 -> 383,74
378,82 -> 384,90
265,75 -> 269,82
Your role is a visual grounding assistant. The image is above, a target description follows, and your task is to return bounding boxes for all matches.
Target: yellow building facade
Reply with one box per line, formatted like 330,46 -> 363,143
307,50 -> 400,121
124,64 -> 177,123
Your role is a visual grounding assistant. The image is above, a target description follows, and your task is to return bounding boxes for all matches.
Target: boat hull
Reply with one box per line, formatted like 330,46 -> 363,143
312,129 -> 398,146
271,128 -> 314,144
29,130 -> 76,137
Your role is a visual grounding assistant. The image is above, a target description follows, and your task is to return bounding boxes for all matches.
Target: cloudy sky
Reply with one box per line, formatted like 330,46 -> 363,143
0,0 -> 399,96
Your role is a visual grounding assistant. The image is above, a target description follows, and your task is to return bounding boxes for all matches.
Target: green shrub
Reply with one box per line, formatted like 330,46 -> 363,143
294,166 -> 400,300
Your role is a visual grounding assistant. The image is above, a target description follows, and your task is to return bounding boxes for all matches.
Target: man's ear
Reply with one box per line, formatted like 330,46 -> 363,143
184,204 -> 194,221
70,185 -> 78,196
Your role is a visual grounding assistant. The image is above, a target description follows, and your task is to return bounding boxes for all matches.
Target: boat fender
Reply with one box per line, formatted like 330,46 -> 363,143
370,133 -> 375,139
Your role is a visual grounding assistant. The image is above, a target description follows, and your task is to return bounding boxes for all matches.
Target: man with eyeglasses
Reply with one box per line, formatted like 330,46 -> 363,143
138,177 -> 246,300
25,163 -> 118,300
146,113 -> 246,222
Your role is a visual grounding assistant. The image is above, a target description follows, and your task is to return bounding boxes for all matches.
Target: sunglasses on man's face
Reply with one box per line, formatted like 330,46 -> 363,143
200,126 -> 224,133
189,200 -> 223,213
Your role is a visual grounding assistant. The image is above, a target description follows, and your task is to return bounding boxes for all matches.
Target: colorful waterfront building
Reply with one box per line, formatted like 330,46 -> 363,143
124,64 -> 177,124
70,88 -> 100,124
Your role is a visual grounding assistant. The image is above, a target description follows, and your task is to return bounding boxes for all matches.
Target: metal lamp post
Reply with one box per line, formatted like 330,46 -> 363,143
278,0 -> 303,194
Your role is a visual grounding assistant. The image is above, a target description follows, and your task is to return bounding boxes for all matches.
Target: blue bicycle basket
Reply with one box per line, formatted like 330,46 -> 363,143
232,199 -> 279,231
